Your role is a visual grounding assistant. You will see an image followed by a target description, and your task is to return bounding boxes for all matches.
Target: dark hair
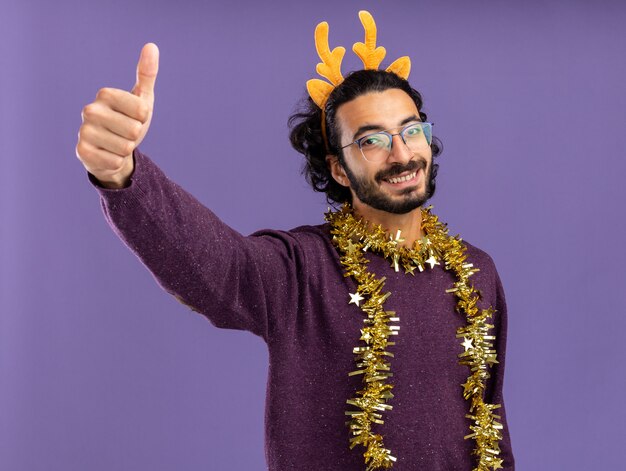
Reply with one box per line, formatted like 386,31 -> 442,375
288,69 -> 442,205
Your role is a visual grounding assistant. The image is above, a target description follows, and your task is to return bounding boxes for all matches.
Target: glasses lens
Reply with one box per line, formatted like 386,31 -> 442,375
403,123 -> 432,152
358,123 -> 433,162
359,133 -> 391,162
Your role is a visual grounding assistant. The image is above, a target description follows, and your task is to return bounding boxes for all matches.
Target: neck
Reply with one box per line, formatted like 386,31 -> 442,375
352,200 -> 424,247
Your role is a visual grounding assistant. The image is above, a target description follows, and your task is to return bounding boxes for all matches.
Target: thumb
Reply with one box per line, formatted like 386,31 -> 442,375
131,42 -> 159,99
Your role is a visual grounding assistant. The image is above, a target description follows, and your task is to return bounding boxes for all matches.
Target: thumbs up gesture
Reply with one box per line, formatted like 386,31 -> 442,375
76,43 -> 159,188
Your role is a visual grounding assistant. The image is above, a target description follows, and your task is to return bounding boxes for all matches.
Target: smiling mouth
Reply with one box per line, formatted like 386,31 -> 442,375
385,171 -> 417,184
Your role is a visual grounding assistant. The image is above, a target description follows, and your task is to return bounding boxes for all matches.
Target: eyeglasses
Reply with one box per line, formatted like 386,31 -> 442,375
340,122 -> 433,163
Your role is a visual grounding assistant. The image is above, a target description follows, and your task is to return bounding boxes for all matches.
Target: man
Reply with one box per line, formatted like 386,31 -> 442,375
76,12 -> 514,470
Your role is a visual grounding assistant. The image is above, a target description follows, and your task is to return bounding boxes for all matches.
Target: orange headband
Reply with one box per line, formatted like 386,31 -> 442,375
306,10 -> 412,152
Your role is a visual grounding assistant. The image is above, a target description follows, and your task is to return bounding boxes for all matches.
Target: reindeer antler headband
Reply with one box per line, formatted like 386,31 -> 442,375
306,10 -> 411,151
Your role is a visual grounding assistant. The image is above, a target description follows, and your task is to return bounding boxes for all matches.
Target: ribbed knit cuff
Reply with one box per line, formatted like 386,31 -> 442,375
87,148 -> 151,207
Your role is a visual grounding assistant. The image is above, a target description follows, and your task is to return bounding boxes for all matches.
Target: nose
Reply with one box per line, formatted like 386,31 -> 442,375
386,133 -> 413,164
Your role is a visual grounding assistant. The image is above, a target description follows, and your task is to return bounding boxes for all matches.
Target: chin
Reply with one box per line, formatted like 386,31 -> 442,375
363,194 -> 427,215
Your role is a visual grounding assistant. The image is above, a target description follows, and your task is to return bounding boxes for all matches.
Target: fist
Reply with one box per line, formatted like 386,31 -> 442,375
76,43 -> 159,188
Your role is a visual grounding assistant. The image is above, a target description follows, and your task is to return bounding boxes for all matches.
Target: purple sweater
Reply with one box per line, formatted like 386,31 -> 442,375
90,149 -> 514,470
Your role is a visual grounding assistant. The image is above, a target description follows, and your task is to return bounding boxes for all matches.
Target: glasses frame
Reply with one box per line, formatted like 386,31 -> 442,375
339,121 -> 434,163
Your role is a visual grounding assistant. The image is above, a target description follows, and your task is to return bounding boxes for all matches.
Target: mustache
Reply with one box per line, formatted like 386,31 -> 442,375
375,159 -> 427,182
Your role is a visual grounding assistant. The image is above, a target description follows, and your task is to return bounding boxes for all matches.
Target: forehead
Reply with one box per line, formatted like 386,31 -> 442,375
335,88 -> 419,137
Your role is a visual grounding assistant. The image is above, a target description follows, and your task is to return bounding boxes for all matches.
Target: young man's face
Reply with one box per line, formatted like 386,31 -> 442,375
329,88 -> 434,215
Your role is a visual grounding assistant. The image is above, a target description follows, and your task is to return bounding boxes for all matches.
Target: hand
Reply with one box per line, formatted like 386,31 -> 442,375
76,43 -> 159,188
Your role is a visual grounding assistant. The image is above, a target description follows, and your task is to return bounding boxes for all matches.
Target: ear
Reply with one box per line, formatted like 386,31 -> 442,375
326,154 -> 350,187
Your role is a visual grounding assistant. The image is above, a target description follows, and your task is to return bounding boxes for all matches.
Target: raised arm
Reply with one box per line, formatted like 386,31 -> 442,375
75,44 -> 303,342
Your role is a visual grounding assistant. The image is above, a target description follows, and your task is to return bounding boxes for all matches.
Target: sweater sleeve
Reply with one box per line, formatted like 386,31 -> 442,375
88,148 -> 302,341
484,268 -> 516,470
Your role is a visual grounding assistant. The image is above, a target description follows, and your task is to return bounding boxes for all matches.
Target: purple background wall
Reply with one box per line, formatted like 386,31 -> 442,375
1,0 -> 625,469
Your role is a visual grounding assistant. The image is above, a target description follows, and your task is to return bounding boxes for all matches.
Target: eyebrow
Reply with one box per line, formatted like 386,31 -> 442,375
352,115 -> 421,141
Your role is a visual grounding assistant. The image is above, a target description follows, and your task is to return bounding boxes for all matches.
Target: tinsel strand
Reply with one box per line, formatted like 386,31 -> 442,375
326,204 -> 504,471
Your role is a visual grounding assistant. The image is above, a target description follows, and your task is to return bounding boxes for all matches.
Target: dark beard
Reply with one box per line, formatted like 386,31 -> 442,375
342,158 -> 434,214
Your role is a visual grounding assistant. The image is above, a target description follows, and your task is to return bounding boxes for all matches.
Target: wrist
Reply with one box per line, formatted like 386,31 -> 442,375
93,153 -> 135,189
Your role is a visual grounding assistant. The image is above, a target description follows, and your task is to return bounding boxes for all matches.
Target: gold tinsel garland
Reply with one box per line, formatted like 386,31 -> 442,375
325,204 -> 504,471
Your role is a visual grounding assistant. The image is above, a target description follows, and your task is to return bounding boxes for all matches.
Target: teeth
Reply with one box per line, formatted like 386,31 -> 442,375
388,172 -> 417,184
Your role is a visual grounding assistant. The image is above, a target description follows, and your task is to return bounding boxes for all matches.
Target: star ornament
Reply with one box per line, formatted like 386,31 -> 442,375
462,337 -> 474,352
425,254 -> 439,269
349,292 -> 365,306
